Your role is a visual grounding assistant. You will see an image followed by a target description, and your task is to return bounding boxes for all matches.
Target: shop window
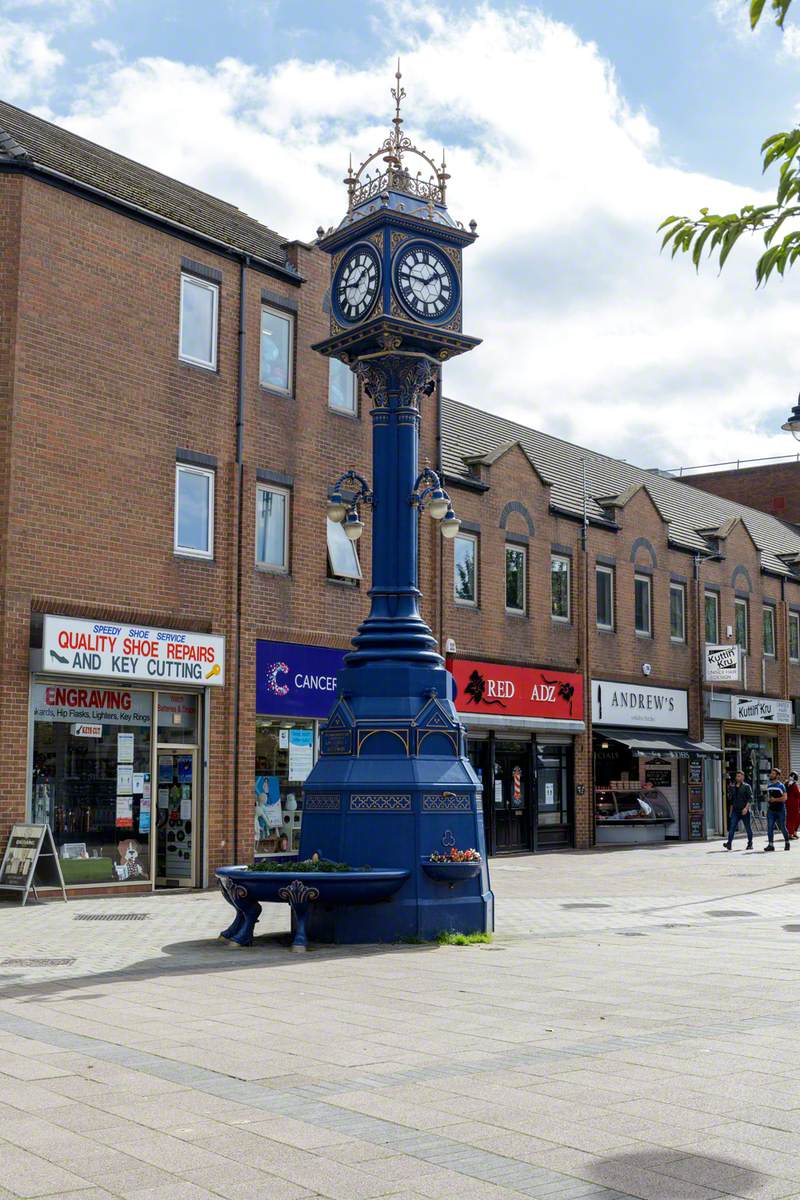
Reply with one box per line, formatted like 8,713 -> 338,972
179,273 -> 218,369
735,597 -> 749,653
790,611 -> 800,663
763,605 -> 777,658
260,305 -> 293,394
31,684 -> 153,886
327,516 -> 361,580
704,590 -> 719,644
255,718 -> 314,855
669,583 -> 686,642
174,464 -> 214,559
505,545 -> 526,613
256,484 -> 289,572
454,533 -> 477,606
634,573 -> 652,636
328,358 -> 357,414
596,565 -> 614,630
156,693 -> 198,745
551,555 -> 570,622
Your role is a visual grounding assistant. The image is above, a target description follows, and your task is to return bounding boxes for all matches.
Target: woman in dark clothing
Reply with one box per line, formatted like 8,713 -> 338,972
786,771 -> 800,840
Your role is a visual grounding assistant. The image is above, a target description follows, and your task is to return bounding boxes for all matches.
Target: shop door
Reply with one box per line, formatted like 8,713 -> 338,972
155,749 -> 197,887
536,745 -> 573,849
493,744 -> 530,852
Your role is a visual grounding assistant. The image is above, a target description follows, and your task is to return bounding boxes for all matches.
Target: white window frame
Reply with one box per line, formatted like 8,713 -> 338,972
454,533 -> 478,607
735,597 -> 749,654
596,564 -> 615,631
634,573 -> 652,637
255,484 -> 290,573
704,590 -> 719,644
669,583 -> 686,643
763,604 -> 777,658
790,612 -> 800,663
551,554 -> 571,623
328,357 -> 357,414
178,273 -> 218,370
505,544 -> 526,614
174,463 -> 214,560
260,304 -> 294,396
327,517 -> 361,581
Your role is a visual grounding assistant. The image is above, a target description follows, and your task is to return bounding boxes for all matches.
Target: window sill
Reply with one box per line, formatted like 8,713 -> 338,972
174,550 -> 214,562
256,564 -> 290,577
260,384 -> 294,401
597,626 -> 616,634
328,405 -> 360,420
505,609 -> 527,618
179,357 -> 218,374
326,576 -> 360,589
670,637 -> 687,645
454,600 -> 478,609
635,631 -> 652,639
552,617 -> 571,626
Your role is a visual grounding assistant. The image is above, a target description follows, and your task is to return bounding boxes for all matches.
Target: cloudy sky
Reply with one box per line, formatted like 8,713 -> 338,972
3,0 -> 800,471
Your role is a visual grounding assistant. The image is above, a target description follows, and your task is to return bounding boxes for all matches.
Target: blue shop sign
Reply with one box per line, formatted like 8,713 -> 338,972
256,639 -> 346,719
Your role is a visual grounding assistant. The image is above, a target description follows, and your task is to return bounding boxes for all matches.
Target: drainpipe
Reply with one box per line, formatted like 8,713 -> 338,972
580,459 -> 592,847
231,256 -> 248,861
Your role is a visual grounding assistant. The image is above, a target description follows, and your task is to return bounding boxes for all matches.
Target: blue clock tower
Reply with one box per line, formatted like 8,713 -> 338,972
298,67 -> 493,942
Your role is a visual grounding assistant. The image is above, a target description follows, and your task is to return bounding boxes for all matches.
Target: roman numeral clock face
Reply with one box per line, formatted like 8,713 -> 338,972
333,244 -> 381,324
393,242 -> 459,322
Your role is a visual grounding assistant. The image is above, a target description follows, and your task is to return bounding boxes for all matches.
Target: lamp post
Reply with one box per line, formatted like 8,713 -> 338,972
295,68 -> 493,943
782,394 -> 800,442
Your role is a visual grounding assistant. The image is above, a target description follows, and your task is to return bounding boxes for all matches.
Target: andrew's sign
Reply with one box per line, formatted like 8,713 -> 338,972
43,615 -> 225,686
449,658 -> 583,720
592,679 -> 688,731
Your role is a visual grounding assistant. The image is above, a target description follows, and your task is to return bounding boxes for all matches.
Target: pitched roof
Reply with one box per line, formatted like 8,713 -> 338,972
441,395 -> 800,577
0,100 -> 292,272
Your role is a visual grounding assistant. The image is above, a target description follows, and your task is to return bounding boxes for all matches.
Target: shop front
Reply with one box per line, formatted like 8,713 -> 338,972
592,679 -> 720,844
255,639 -> 346,856
705,692 -> 792,820
29,615 -> 225,890
447,656 -> 584,855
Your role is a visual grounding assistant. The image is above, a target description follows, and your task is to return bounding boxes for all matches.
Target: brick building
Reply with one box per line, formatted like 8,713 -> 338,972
3,100 -> 800,898
677,459 -> 800,525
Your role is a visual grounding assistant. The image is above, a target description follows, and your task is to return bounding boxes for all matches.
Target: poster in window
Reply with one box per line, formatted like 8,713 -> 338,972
117,733 -> 134,764
288,728 -> 314,781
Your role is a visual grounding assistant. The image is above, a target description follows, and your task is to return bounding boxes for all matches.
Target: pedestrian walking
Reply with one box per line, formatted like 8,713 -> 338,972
787,771 -> 800,840
724,770 -> 753,850
764,767 -> 790,852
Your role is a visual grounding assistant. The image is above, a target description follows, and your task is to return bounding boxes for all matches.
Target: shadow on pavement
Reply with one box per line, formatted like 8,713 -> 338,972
590,1148 -> 768,1199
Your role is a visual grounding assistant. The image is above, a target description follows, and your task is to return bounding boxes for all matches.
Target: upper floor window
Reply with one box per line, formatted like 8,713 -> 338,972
551,554 -> 570,622
596,565 -> 614,630
327,517 -> 361,580
174,464 -> 214,559
704,590 -> 719,644
669,583 -> 686,643
790,612 -> 800,663
454,534 -> 477,606
763,605 -> 777,658
260,306 -> 293,394
505,545 -> 526,614
179,274 -> 218,370
634,573 -> 652,636
256,485 -> 289,572
329,358 -> 357,414
735,597 -> 749,653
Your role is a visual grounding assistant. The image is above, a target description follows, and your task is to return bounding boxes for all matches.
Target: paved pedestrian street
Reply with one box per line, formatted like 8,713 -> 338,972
2,841 -> 800,1200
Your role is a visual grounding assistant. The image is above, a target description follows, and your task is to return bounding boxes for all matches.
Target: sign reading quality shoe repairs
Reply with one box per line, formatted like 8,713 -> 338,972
43,615 -> 225,686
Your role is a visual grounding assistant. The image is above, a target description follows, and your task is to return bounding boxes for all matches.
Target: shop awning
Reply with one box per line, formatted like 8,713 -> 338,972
595,729 -> 722,757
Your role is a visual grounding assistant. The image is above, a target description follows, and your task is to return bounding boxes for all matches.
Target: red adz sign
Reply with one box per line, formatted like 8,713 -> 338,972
448,657 -> 583,720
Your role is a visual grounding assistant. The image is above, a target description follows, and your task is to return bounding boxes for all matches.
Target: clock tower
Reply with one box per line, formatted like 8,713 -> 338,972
298,66 -> 493,943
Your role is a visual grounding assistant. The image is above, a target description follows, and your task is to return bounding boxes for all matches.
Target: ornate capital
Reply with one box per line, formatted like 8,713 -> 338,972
354,361 -> 389,407
355,355 -> 438,410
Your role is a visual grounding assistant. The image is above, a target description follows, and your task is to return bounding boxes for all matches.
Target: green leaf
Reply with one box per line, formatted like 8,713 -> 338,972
750,0 -> 768,26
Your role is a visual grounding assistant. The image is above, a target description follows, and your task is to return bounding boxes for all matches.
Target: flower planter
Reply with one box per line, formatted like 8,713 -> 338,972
421,859 -> 483,887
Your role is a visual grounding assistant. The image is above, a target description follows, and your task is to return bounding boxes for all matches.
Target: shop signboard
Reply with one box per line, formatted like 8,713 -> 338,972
70,723 -> 102,737
705,644 -> 741,683
731,695 -> 793,724
592,680 -> 688,731
0,824 -> 66,905
43,615 -> 225,687
256,639 -> 347,719
33,683 -> 152,726
449,658 -> 583,720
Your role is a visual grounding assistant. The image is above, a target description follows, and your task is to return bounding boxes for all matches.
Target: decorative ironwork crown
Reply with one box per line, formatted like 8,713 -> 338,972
345,60 -> 450,213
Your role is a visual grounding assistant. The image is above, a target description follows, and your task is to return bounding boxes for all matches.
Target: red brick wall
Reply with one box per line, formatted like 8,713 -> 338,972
685,463 -> 800,523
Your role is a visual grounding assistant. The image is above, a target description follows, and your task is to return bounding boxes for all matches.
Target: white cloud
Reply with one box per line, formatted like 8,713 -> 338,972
779,24 -> 800,56
0,19 -> 63,103
4,1 -> 799,468
2,0 -> 110,25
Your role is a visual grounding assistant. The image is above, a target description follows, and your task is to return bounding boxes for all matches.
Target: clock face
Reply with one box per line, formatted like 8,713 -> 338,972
393,241 -> 459,323
333,243 -> 381,324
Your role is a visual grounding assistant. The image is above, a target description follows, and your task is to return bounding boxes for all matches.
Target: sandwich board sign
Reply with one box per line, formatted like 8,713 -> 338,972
0,824 -> 67,905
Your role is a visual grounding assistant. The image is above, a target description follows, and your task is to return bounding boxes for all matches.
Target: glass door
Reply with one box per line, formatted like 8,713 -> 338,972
493,742 -> 530,852
155,748 -> 197,887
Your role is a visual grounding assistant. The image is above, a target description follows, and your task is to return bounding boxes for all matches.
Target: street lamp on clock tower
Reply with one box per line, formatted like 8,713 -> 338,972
297,65 -> 494,943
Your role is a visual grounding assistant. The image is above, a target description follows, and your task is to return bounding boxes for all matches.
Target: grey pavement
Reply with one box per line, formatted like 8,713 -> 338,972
1,840 -> 800,1199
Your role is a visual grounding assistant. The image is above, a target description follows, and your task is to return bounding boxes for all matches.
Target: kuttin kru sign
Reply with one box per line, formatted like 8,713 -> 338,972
43,615 -> 226,686
448,657 -> 583,719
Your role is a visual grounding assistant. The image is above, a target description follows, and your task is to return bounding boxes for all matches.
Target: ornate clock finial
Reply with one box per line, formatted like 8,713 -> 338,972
390,58 -> 406,161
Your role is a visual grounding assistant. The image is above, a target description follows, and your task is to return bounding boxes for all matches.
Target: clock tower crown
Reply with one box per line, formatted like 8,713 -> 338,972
313,62 -> 481,365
